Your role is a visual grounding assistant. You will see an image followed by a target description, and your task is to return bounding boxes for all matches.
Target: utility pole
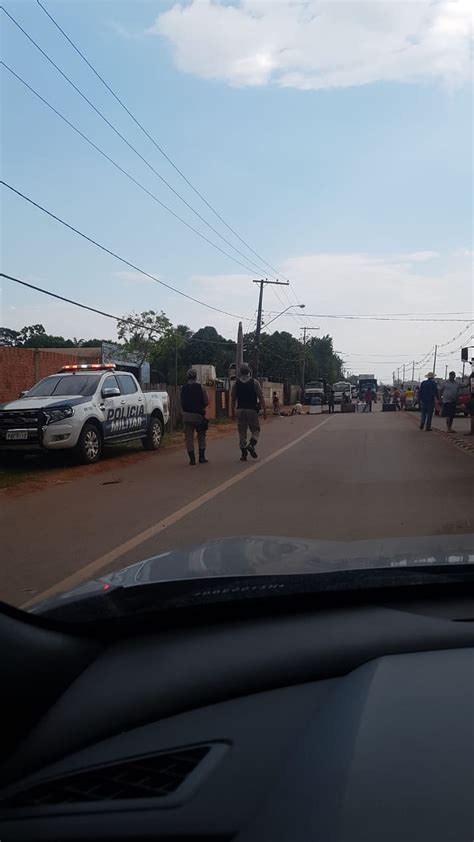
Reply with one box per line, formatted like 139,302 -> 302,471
403,364 -> 406,383
444,364 -> 448,379
411,360 -> 415,383
236,321 -> 243,374
300,326 -> 320,387
433,344 -> 438,376
174,333 -> 178,387
253,279 -> 289,377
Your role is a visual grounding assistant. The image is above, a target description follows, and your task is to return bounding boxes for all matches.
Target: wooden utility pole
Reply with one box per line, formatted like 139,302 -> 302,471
252,279 -> 289,377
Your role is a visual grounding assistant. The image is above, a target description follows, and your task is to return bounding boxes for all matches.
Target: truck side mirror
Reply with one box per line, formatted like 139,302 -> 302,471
19,390 -> 29,398
102,386 -> 121,398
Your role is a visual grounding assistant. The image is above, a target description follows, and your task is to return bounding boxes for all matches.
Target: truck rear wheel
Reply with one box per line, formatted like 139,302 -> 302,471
143,415 -> 163,451
75,422 -> 102,464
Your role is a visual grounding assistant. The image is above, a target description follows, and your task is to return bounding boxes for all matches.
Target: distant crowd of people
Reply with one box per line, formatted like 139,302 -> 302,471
180,365 -> 474,465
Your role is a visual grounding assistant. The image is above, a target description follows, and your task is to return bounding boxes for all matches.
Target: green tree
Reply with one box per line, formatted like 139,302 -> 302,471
0,327 -> 20,346
182,326 -> 236,378
117,310 -> 174,366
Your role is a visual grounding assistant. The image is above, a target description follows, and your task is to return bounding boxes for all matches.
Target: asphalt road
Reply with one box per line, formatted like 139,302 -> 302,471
1,408 -> 473,608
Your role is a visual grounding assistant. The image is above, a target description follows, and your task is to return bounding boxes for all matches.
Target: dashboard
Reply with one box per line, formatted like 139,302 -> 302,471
1,590 -> 473,841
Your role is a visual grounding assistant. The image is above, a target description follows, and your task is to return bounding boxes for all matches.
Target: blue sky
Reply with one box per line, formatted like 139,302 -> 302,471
1,0 -> 472,380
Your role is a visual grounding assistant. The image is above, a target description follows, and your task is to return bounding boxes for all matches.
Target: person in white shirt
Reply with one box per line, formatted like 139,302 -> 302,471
439,371 -> 460,433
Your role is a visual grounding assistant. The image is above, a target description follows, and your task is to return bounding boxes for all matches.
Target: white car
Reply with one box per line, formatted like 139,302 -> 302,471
0,364 -> 169,464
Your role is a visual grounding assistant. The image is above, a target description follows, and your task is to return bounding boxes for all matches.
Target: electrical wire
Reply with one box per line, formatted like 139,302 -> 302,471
0,62 -> 267,278
437,322 -> 474,348
1,181 -> 253,321
0,273 -> 241,345
1,7 -> 275,280
35,0 -> 290,285
293,313 -> 473,323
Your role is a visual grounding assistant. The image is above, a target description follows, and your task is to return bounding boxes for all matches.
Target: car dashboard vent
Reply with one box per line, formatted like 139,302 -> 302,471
5,746 -> 211,808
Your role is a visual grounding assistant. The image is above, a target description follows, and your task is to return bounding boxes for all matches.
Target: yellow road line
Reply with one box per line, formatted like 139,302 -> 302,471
22,417 -> 333,608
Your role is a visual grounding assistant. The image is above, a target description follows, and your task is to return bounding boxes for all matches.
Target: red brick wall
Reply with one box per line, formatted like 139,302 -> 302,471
0,348 -> 78,403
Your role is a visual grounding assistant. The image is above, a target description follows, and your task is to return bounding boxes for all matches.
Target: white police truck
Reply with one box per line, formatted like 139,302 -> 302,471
0,364 -> 169,464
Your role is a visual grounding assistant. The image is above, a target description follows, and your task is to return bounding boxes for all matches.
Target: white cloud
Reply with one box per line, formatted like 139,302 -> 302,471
150,0 -> 473,90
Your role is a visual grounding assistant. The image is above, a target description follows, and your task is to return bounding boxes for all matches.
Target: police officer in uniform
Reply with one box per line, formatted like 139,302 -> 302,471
231,363 -> 267,461
181,369 -> 209,465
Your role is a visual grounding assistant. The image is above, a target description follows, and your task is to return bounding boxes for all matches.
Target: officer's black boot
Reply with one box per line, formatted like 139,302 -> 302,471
199,449 -> 208,463
247,438 -> 258,459
188,450 -> 196,465
240,448 -> 247,462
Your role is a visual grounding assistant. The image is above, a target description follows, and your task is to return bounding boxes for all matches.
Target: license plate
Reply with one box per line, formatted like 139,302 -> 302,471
6,430 -> 28,441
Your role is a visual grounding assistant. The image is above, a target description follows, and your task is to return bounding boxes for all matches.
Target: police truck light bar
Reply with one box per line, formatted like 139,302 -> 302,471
60,363 -> 116,372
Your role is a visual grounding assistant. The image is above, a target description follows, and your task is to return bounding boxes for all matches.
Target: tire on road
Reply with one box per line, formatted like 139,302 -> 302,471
75,421 -> 103,464
143,413 -> 164,451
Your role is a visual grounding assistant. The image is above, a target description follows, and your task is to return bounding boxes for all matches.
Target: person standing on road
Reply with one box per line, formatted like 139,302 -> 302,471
439,371 -> 460,433
418,372 -> 438,431
231,363 -> 266,461
327,387 -> 335,414
363,387 -> 375,412
180,369 -> 209,465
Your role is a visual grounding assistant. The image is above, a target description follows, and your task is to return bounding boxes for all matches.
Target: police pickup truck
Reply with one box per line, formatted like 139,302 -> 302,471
0,364 -> 169,464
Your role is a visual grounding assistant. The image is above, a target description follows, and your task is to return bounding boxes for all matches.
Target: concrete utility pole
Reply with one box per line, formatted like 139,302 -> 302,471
412,360 -> 415,383
252,279 -> 289,377
433,344 -> 438,375
403,364 -> 406,383
301,326 -> 320,387
445,364 -> 448,379
236,321 -> 243,374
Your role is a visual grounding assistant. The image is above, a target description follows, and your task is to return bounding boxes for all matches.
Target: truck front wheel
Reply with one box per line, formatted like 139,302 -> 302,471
143,415 -> 164,451
75,422 -> 102,464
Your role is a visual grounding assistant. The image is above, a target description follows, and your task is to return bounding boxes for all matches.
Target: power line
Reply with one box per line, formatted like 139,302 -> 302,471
0,273 -> 241,346
35,0 -> 289,285
1,7 -> 273,280
267,310 -> 472,317
437,322 -> 474,348
1,180 -> 253,321
294,313 -> 473,323
0,61 -> 266,277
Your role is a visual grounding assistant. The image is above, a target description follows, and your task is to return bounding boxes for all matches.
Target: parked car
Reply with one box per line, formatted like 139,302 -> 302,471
0,364 -> 169,464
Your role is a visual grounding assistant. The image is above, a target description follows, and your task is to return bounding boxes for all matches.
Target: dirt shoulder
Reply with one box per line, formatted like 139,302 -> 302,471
0,419 -> 237,496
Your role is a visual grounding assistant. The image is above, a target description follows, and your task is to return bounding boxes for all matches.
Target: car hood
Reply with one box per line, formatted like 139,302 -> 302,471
1,395 -> 89,410
30,533 -> 474,618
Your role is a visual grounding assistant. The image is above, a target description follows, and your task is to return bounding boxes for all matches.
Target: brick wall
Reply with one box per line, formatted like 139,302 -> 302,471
0,348 -> 78,404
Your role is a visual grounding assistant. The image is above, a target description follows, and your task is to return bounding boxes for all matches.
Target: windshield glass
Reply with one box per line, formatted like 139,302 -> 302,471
26,375 -> 101,398
1,0 -> 472,622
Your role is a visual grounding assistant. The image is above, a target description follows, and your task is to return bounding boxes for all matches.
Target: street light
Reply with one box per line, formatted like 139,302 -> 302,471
262,304 -> 305,329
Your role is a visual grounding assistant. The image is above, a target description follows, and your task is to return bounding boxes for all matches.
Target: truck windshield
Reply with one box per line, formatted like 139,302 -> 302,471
306,382 -> 323,389
26,375 -> 101,398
